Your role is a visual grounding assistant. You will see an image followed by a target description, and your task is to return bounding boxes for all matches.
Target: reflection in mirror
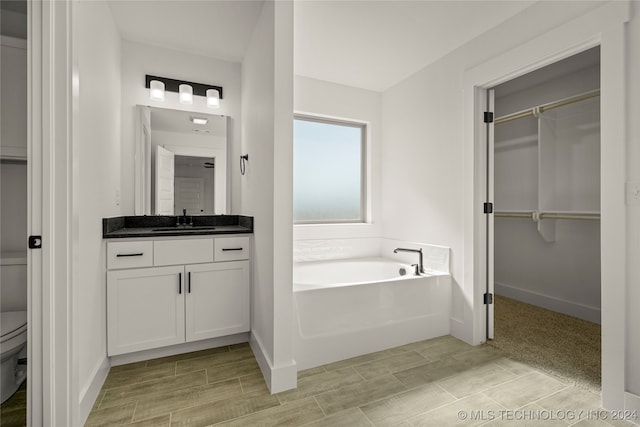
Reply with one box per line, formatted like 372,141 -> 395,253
134,105 -> 229,215
174,155 -> 215,215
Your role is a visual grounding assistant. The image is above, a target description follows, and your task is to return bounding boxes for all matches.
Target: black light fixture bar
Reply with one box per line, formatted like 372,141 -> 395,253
145,74 -> 223,99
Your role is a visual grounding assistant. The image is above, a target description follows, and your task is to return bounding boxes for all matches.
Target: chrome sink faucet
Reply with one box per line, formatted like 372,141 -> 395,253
393,247 -> 424,274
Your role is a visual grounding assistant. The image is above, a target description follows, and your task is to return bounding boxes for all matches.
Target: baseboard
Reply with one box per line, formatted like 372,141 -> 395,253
625,392 -> 640,425
250,332 -> 297,394
109,333 -> 250,366
450,317 -> 471,344
79,356 -> 109,425
494,282 -> 601,324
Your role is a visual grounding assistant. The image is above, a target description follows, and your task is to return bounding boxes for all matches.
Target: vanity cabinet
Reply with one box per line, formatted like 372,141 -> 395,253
106,236 -> 250,356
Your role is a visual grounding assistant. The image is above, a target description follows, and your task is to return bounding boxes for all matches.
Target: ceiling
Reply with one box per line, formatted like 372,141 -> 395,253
109,0 -> 536,92
293,0 -> 535,92
107,0 -> 264,63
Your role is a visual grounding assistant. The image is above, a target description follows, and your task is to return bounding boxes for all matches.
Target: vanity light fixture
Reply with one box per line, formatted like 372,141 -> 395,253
179,84 -> 193,105
149,79 -> 165,101
190,117 -> 208,125
145,75 -> 223,107
206,89 -> 220,109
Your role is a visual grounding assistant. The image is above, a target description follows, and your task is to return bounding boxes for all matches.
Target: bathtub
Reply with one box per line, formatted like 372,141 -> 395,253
293,257 -> 451,370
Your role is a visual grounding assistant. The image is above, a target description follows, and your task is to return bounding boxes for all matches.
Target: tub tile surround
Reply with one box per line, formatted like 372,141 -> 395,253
85,336 -> 634,427
293,237 -> 450,274
103,215 -> 254,238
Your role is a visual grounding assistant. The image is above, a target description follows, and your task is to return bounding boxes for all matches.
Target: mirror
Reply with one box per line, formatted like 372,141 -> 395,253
134,105 -> 229,215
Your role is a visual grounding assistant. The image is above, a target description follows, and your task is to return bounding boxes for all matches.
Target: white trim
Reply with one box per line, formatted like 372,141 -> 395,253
599,20 -> 627,411
109,333 -> 249,366
463,0 -> 629,411
79,357 -> 109,426
494,282 -> 601,324
27,0 -> 43,424
28,1 -> 80,425
249,331 -> 297,394
624,392 -> 640,424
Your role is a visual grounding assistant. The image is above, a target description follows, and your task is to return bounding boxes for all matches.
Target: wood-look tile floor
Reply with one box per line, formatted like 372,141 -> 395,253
85,337 -> 636,427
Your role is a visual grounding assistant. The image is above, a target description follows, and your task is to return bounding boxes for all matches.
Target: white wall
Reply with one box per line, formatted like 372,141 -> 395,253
0,9 -> 26,39
1,36 -> 27,255
293,76 -> 382,241
76,0 -> 121,414
381,0 -> 640,399
241,0 -> 296,393
1,163 -> 27,253
494,65 -> 601,323
120,41 -> 241,214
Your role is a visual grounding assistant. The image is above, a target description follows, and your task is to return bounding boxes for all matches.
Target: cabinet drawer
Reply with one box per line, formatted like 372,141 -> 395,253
154,239 -> 214,266
214,237 -> 250,261
107,241 -> 153,270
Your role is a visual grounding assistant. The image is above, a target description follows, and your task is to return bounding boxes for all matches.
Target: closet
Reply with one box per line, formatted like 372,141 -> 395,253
492,47 -> 601,324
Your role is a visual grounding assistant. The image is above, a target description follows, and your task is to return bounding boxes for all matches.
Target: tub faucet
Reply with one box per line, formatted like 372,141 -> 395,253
393,248 -> 423,274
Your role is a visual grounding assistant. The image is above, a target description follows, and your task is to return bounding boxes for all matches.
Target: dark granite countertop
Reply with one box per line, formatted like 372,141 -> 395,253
103,215 -> 253,238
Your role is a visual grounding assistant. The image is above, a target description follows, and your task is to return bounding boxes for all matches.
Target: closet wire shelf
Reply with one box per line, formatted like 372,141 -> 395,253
494,211 -> 600,221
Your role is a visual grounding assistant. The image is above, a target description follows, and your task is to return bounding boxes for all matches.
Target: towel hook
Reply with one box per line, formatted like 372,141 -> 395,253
240,154 -> 249,175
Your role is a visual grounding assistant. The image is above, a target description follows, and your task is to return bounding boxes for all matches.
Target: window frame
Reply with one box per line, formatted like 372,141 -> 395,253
293,114 -> 368,224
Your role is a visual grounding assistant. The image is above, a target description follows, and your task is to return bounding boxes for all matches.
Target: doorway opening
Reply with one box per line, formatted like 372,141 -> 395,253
485,46 -> 602,390
0,2 -> 29,423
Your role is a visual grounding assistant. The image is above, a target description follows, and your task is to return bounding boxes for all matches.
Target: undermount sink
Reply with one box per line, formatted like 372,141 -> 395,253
151,226 -> 217,231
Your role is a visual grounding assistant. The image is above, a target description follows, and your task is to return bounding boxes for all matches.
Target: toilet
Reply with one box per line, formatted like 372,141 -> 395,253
1,253 -> 27,404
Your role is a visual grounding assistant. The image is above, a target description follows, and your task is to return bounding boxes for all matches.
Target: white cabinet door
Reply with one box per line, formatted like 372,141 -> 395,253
185,261 -> 250,342
107,266 -> 185,355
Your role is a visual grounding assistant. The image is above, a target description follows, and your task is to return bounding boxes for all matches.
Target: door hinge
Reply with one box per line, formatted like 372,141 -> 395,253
484,293 -> 494,304
28,235 -> 42,249
484,112 -> 494,123
483,202 -> 493,214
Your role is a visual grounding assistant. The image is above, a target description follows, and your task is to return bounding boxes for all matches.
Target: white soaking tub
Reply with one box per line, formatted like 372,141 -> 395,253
293,257 -> 451,370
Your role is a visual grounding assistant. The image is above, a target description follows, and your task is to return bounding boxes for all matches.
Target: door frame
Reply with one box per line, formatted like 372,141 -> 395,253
28,0 -> 80,425
463,2 -> 628,410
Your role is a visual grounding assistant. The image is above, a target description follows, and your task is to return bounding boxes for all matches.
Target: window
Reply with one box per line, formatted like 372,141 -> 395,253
293,115 -> 366,223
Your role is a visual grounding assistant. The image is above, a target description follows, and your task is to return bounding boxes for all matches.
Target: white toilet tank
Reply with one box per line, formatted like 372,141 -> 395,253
1,253 -> 27,312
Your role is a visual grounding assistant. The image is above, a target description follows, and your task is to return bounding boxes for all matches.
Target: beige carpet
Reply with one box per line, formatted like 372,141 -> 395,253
487,295 -> 601,391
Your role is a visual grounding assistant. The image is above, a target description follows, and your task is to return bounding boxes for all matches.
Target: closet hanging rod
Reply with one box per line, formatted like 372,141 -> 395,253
494,211 -> 600,221
494,89 -> 600,125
